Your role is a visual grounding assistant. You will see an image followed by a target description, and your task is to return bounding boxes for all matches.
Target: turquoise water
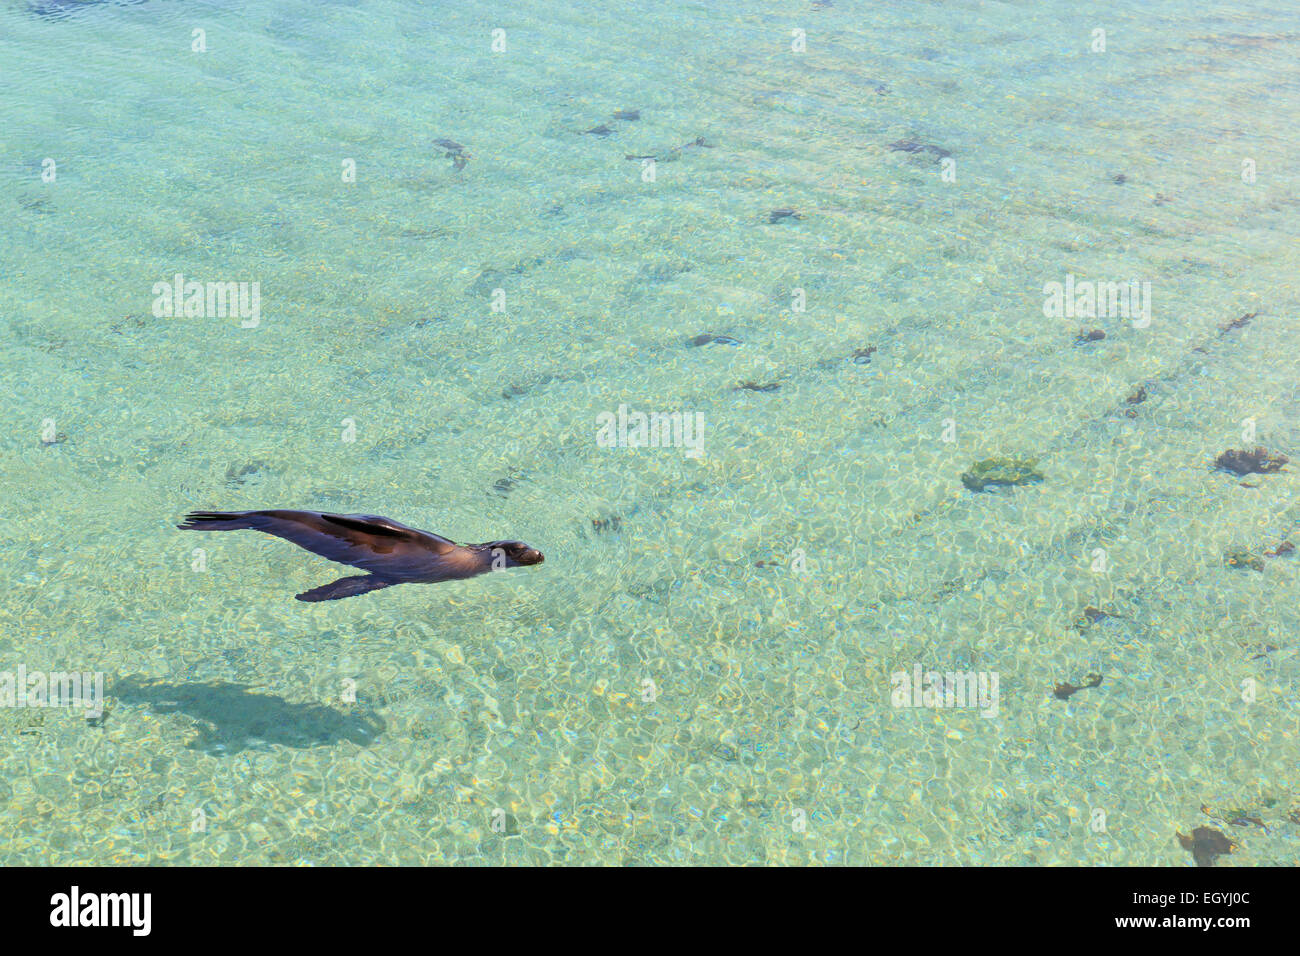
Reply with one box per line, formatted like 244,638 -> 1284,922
3,0 -> 1299,864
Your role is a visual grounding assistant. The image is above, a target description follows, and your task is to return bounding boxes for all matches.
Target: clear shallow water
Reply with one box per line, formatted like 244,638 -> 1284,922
2,0 -> 1299,864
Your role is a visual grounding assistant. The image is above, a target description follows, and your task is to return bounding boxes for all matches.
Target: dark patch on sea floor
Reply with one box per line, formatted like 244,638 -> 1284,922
18,195 -> 54,214
888,139 -> 951,162
1220,311 -> 1257,333
224,460 -> 270,486
1177,826 -> 1235,866
811,345 -> 879,371
623,136 -> 716,163
961,456 -> 1044,493
1224,548 -> 1265,572
466,263 -> 528,298
1053,672 -> 1102,700
686,332 -> 742,347
636,261 -> 693,284
29,0 -> 146,20
488,468 -> 530,497
502,371 -> 587,399
590,512 -> 622,534
111,676 -> 386,755
1214,447 -> 1288,476
624,261 -> 693,299
1072,605 -> 1122,630
466,251 -> 587,298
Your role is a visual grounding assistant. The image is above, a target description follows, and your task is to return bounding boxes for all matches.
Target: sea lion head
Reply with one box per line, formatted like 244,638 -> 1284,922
481,540 -> 545,567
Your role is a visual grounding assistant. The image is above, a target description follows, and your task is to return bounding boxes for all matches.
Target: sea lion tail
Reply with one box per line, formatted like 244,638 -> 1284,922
177,510 -> 261,531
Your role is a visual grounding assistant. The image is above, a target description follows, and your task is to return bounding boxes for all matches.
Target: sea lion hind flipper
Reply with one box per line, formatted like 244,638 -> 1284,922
295,575 -> 396,603
177,510 -> 261,531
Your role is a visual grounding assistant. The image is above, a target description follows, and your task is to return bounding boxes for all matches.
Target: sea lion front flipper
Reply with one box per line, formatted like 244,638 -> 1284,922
295,575 -> 395,603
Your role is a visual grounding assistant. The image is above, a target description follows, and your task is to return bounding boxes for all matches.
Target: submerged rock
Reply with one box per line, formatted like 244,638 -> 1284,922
961,457 -> 1044,492
1053,673 -> 1102,700
1177,827 -> 1235,867
1215,447 -> 1288,475
1225,549 -> 1265,572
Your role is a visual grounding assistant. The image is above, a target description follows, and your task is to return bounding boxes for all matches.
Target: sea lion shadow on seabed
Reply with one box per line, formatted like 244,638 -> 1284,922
111,675 -> 387,755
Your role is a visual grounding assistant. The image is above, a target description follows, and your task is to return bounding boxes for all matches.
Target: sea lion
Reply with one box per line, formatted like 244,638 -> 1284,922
178,510 -> 543,602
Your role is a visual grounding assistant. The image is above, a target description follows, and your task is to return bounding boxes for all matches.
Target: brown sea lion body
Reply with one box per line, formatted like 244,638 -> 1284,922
178,509 -> 543,602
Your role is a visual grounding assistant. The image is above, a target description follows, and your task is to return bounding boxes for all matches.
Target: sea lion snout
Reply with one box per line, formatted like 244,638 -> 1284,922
483,540 -> 545,566
511,545 -> 545,566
